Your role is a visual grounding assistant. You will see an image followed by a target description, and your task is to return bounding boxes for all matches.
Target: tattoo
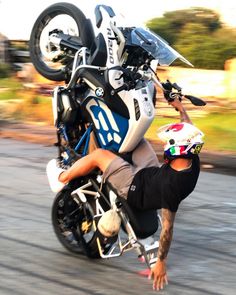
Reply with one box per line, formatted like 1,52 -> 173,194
179,109 -> 192,124
158,209 -> 176,261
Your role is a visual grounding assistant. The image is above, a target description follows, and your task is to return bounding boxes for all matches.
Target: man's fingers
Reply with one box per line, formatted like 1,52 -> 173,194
160,278 -> 164,290
159,276 -> 166,290
152,275 -> 168,291
158,276 -> 162,290
153,276 -> 161,291
152,280 -> 159,291
151,274 -> 158,290
164,274 -> 168,285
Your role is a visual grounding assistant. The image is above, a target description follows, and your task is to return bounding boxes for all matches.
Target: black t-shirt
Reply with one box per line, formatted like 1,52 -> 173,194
127,155 -> 200,212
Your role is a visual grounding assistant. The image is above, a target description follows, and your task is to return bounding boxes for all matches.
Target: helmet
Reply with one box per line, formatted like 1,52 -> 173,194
157,122 -> 204,159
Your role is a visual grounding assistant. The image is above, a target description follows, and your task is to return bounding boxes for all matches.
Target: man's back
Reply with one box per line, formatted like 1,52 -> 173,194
127,155 -> 200,212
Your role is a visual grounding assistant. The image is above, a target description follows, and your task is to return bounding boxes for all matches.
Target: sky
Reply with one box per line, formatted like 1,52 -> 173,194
0,0 -> 236,40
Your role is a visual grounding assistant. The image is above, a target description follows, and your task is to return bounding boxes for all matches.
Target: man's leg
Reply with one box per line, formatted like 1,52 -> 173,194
59,149 -> 117,184
132,138 -> 160,168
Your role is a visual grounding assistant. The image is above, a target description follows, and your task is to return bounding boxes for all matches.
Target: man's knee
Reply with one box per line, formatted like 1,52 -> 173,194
91,148 -> 116,171
92,148 -> 114,158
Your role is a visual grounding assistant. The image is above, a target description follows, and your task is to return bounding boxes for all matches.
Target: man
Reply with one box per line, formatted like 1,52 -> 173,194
47,97 -> 204,291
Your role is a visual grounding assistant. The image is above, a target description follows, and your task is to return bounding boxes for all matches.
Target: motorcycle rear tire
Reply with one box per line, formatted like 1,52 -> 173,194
29,2 -> 94,81
51,186 -> 101,258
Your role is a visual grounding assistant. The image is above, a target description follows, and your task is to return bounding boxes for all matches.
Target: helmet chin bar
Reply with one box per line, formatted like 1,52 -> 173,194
164,142 -> 204,162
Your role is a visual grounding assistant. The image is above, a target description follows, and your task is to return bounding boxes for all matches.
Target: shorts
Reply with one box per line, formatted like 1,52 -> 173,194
102,139 -> 159,199
103,156 -> 138,199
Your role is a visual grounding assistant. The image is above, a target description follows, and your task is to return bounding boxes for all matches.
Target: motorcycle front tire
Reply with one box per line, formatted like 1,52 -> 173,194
29,2 -> 94,81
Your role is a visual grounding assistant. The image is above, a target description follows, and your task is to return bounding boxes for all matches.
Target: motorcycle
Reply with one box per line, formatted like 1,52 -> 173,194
29,2 -> 206,268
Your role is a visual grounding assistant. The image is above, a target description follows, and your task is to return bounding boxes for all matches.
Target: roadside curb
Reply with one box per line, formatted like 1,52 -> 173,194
1,120 -> 236,175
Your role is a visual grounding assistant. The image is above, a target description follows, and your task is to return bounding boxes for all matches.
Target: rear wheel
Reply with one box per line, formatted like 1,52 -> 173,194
29,2 -> 94,81
51,182 -> 100,257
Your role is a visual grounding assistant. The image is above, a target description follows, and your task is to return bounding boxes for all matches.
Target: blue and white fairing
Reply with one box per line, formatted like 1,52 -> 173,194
84,82 -> 155,153
85,97 -> 129,151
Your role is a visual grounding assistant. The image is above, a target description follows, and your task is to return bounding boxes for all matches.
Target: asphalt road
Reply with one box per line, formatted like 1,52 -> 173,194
0,138 -> 236,295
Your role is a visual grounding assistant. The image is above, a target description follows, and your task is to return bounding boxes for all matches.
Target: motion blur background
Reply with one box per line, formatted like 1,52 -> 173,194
0,0 -> 236,153
1,2 -> 236,294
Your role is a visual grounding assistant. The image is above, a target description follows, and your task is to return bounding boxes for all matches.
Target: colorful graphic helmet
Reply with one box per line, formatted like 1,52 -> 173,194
157,122 -> 204,159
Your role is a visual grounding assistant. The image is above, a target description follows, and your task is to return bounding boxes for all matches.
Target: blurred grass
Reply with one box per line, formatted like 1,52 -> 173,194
0,77 -> 22,89
0,77 -> 24,101
10,94 -> 53,123
0,77 -> 53,123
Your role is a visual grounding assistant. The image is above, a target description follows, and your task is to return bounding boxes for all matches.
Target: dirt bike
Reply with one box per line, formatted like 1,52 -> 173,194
29,2 -> 206,268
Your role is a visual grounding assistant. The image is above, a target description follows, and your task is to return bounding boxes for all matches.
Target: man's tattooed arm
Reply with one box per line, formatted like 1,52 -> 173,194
179,107 -> 193,125
158,208 -> 176,261
169,98 -> 193,125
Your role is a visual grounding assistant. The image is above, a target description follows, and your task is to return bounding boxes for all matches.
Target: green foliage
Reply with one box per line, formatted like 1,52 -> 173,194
0,63 -> 11,78
0,89 -> 16,100
146,7 -> 236,69
0,77 -> 22,88
0,77 -> 24,101
147,8 -> 221,45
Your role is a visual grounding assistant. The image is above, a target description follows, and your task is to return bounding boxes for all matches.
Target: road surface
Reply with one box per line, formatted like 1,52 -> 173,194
0,138 -> 235,295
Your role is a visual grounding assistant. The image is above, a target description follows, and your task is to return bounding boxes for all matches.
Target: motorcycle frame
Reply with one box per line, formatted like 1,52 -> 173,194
71,175 -> 162,268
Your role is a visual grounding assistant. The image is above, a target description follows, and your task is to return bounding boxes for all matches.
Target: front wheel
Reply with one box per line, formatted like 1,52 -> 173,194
29,2 -> 94,81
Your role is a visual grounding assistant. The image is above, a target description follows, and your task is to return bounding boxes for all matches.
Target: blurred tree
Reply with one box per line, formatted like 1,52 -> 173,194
146,7 -> 236,69
0,63 -> 11,78
147,8 -> 222,44
175,25 -> 236,69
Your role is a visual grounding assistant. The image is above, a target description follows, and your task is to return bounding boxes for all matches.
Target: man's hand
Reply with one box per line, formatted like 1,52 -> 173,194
149,259 -> 168,291
168,97 -> 183,112
169,97 -> 193,124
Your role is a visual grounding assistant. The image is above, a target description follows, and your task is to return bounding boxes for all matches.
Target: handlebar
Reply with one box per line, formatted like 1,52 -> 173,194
184,95 -> 206,106
110,83 -> 130,95
110,69 -> 142,95
161,79 -> 206,106
163,90 -> 206,106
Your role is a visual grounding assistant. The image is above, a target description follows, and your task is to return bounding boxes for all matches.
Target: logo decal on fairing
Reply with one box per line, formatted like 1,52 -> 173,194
95,87 -> 104,97
86,97 -> 128,151
107,28 -> 114,64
